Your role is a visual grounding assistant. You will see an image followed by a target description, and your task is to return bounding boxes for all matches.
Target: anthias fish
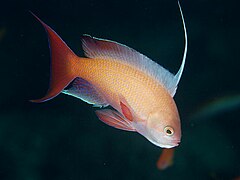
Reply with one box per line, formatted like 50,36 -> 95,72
31,2 -> 187,148
157,148 -> 175,170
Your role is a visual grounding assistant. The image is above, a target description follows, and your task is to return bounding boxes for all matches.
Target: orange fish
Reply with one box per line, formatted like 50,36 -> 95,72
157,148 -> 175,170
30,2 -> 187,148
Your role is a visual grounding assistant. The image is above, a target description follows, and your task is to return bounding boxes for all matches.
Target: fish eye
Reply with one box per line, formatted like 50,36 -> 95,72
164,126 -> 174,136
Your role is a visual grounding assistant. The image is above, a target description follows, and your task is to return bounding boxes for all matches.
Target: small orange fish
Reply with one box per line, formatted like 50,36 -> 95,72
30,2 -> 187,148
157,148 -> 175,170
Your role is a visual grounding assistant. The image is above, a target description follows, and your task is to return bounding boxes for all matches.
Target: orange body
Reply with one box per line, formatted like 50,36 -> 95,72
70,57 -> 179,121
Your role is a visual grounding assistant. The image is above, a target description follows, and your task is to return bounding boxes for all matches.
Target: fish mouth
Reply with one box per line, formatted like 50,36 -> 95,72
153,139 -> 180,149
172,139 -> 180,144
164,139 -> 180,148
171,139 -> 180,145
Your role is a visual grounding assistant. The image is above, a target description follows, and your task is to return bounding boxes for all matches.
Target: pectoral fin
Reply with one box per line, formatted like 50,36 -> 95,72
95,109 -> 136,131
119,95 -> 135,121
120,101 -> 133,121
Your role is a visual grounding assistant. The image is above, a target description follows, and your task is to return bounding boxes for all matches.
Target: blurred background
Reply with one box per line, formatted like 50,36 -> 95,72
0,0 -> 239,179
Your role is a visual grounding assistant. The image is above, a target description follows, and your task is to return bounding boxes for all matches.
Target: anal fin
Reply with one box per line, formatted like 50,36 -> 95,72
62,77 -> 108,107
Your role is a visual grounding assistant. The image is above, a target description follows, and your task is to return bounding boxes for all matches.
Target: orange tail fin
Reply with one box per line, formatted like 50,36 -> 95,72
30,13 -> 77,103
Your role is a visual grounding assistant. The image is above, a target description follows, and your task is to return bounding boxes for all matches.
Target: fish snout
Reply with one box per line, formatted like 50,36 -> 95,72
170,139 -> 180,146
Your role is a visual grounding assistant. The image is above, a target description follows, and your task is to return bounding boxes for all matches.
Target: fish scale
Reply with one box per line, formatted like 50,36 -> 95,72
74,58 -> 170,119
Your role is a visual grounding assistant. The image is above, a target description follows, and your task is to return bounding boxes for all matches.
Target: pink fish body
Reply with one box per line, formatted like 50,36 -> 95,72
31,2 -> 187,148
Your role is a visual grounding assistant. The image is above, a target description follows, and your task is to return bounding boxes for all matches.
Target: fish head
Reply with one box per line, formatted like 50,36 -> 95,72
133,110 -> 181,148
147,110 -> 181,148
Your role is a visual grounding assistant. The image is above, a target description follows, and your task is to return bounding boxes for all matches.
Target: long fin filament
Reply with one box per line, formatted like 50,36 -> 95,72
174,1 -> 188,87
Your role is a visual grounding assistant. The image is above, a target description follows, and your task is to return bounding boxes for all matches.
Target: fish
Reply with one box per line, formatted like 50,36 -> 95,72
30,1 -> 187,148
189,94 -> 240,121
157,148 -> 175,170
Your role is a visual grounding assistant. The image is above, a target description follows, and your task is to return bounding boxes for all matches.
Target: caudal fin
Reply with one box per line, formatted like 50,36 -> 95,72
30,13 -> 77,103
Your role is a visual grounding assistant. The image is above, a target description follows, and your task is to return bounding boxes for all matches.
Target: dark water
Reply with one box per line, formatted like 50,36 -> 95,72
0,0 -> 239,179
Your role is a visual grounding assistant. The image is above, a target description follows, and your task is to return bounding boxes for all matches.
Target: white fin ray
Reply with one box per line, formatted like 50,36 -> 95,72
172,1 -> 188,95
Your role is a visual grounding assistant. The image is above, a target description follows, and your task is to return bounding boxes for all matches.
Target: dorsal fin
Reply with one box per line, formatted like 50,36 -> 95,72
81,2 -> 187,97
82,35 -> 176,96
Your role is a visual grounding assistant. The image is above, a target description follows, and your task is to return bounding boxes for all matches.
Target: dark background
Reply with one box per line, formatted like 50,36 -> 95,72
0,0 -> 240,179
